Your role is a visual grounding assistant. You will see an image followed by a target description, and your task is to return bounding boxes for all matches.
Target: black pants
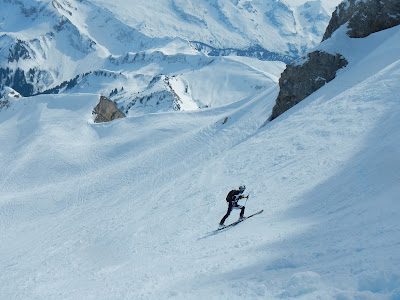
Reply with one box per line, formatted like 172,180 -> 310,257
220,202 -> 245,225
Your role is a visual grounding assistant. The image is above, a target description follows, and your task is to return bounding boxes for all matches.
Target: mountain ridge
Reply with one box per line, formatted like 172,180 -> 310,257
0,0 -> 341,114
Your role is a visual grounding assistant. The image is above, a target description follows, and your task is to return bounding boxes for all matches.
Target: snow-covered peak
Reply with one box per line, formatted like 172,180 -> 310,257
0,0 -> 342,115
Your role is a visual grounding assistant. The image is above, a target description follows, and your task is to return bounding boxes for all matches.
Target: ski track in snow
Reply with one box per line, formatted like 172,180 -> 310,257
0,27 -> 400,299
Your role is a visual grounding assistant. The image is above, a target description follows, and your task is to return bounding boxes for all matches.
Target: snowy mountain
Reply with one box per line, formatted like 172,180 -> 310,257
1,0 -> 400,296
90,0 -> 339,55
0,0 -> 341,115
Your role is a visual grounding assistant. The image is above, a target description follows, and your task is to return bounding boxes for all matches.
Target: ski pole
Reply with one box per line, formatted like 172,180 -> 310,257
244,195 -> 249,207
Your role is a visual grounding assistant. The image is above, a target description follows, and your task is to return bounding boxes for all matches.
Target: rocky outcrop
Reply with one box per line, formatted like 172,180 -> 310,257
323,0 -> 400,41
270,51 -> 348,120
93,96 -> 126,123
0,87 -> 22,111
269,0 -> 400,121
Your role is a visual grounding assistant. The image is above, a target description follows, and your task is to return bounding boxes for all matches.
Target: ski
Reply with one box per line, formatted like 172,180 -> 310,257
208,209 -> 264,234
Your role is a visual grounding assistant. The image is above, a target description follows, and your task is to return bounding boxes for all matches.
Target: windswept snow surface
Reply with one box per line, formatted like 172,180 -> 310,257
1,26 -> 400,299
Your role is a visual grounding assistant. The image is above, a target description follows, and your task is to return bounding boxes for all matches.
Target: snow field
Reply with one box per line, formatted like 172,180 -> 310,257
0,25 -> 400,299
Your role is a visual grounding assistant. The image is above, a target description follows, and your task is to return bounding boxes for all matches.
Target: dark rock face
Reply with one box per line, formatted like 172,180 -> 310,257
11,68 -> 34,96
323,0 -> 400,41
8,40 -> 31,63
322,0 -> 358,41
270,51 -> 348,120
348,0 -> 400,38
93,96 -> 126,123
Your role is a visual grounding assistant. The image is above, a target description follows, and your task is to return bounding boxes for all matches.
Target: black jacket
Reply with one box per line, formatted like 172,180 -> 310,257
226,189 -> 243,204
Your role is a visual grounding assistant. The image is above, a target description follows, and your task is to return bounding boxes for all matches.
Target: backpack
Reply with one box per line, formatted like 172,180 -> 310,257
226,190 -> 239,202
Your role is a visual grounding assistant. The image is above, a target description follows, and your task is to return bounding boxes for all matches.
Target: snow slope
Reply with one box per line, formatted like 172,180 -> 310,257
0,25 -> 400,300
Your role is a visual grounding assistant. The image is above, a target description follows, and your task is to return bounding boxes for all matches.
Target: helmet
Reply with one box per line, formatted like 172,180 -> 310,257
238,185 -> 246,192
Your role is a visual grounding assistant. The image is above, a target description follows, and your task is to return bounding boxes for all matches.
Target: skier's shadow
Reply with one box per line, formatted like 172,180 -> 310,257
197,227 -> 230,240
197,231 -> 219,240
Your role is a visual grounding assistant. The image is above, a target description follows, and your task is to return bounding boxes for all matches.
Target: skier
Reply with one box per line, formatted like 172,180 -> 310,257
219,185 -> 248,227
